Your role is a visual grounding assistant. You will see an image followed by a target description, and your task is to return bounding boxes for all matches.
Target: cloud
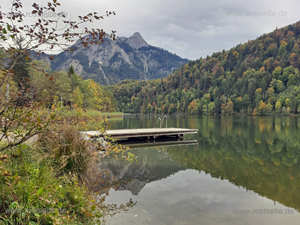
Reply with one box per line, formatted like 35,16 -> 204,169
1,0 -> 300,60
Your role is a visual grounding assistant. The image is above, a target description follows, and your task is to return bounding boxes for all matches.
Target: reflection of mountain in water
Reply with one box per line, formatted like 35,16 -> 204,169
96,147 -> 186,195
97,117 -> 300,212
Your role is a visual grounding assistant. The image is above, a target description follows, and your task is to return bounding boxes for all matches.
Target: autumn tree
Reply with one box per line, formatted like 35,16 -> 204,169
266,103 -> 273,114
277,80 -> 285,92
285,98 -> 291,108
275,101 -> 282,113
279,66 -> 294,85
202,105 -> 207,115
266,87 -> 275,105
255,88 -> 263,108
242,94 -> 250,109
0,0 -> 116,151
208,102 -> 215,115
234,97 -> 243,112
258,101 -> 267,115
168,103 -> 176,115
287,74 -> 297,86
72,86 -> 84,108
272,66 -> 282,79
226,100 -> 234,115
188,99 -> 198,115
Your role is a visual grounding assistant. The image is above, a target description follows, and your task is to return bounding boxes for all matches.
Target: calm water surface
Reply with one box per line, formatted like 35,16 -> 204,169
98,116 -> 300,225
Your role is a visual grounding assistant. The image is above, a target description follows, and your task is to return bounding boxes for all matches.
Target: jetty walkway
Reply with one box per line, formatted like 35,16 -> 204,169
82,128 -> 198,140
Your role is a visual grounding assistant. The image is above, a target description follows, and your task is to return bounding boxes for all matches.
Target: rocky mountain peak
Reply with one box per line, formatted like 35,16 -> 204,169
126,32 -> 148,49
43,32 -> 189,86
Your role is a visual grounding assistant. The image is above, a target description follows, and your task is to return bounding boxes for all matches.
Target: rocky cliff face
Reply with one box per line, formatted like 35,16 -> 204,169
48,32 -> 189,85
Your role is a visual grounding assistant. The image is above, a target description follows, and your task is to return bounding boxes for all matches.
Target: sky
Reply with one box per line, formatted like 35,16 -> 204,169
2,0 -> 300,60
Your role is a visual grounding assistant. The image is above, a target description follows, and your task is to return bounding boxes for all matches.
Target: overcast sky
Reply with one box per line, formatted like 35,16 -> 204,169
2,0 -> 300,60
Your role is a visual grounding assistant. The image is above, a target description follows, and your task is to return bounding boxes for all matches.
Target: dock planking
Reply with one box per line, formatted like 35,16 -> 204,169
82,128 -> 198,140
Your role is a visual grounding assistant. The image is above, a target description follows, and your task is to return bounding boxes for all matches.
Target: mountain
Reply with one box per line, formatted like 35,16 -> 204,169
109,21 -> 300,116
43,32 -> 189,86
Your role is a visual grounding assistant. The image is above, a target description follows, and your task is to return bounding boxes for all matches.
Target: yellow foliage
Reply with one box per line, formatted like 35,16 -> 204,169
280,40 -> 287,46
255,138 -> 262,144
233,51 -> 239,58
259,121 -> 266,132
259,67 -> 266,74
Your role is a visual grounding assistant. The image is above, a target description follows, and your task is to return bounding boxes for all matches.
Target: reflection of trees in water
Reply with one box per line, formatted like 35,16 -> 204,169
92,147 -> 187,223
93,193 -> 136,224
88,166 -> 137,224
167,116 -> 300,212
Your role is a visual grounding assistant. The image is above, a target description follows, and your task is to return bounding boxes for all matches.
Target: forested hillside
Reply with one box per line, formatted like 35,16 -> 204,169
30,61 -> 116,110
109,21 -> 300,116
4,59 -> 117,111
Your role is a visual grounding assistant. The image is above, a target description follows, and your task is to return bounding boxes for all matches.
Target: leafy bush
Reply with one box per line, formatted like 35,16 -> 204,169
38,125 -> 97,185
0,145 -> 101,225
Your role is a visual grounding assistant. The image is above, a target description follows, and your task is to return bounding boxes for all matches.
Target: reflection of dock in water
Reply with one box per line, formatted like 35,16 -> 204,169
118,138 -> 198,148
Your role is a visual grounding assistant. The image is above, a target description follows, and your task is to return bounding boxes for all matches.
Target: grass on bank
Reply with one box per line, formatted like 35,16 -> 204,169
86,110 -> 123,118
65,109 -> 123,120
0,123 -> 135,225
0,126 -> 102,224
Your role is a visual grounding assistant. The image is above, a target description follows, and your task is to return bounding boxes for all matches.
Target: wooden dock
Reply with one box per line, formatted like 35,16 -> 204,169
82,128 -> 198,140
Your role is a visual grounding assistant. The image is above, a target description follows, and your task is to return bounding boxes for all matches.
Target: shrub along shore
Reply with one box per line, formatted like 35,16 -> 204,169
0,115 -> 135,224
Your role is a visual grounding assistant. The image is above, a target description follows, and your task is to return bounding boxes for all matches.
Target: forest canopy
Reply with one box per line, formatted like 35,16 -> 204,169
109,21 -> 300,116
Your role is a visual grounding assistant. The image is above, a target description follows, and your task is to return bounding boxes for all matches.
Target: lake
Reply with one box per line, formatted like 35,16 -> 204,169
97,116 -> 300,225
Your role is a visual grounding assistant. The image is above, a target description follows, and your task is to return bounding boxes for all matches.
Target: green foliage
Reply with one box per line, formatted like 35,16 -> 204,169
0,2 -> 133,224
7,53 -> 31,86
247,107 -> 253,115
275,101 -> 282,113
72,86 -> 84,108
0,145 -> 100,224
208,102 -> 215,115
202,105 -> 207,115
266,103 -> 273,115
285,98 -> 291,108
272,66 -> 282,79
0,107 -> 135,224
28,60 -> 117,111
0,68 -> 55,152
